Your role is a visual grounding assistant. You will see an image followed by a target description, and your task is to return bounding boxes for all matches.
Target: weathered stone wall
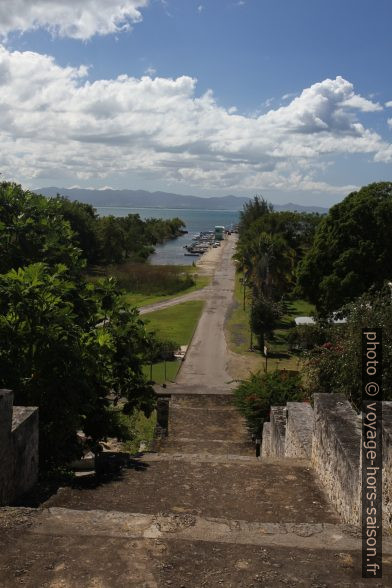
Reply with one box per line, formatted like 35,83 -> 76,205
0,389 -> 39,506
382,402 -> 392,528
0,390 -> 14,505
269,406 -> 286,457
263,394 -> 392,528
261,422 -> 271,458
11,407 -> 39,503
312,393 -> 361,525
285,402 -> 313,459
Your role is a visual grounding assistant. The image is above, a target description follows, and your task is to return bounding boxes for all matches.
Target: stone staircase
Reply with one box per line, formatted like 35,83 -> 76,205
2,389 -> 392,586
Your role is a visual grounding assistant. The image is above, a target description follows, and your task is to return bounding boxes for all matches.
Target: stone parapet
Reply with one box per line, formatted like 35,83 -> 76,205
285,402 -> 313,459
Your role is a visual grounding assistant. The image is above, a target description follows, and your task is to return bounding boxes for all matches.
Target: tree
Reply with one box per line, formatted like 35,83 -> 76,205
250,232 -> 295,300
0,182 -> 82,274
238,195 -> 273,234
250,295 -> 283,349
54,196 -> 101,265
297,182 -> 392,315
0,263 -> 155,468
0,182 -> 158,469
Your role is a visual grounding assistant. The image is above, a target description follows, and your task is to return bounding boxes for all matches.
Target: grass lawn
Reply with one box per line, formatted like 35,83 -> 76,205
226,271 -> 315,372
226,271 -> 253,355
142,360 -> 181,385
123,273 -> 209,308
142,300 -> 205,384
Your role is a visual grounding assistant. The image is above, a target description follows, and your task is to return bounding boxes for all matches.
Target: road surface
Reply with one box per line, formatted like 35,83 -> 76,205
172,234 -> 237,392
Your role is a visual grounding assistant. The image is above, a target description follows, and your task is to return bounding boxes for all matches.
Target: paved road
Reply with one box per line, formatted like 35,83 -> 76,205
173,234 -> 237,392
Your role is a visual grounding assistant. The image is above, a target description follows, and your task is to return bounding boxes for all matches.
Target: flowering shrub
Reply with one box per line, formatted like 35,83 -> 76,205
233,370 -> 304,436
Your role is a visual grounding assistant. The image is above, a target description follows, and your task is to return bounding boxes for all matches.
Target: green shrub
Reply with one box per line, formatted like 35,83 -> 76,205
233,370 -> 305,436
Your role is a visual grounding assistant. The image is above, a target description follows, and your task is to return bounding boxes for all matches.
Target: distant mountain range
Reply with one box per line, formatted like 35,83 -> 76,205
35,187 -> 328,214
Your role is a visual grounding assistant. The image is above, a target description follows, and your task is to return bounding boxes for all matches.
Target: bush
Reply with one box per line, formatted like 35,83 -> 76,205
303,289 -> 392,409
287,323 -> 331,351
233,370 -> 305,436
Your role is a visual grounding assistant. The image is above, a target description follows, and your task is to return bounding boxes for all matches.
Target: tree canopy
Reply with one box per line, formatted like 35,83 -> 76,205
297,182 -> 392,315
0,182 -> 159,469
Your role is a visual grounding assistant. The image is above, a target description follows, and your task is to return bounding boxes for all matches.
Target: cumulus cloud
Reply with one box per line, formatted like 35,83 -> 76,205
0,0 -> 148,40
0,47 -> 390,193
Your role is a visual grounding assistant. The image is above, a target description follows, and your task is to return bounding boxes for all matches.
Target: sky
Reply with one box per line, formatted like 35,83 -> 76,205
0,0 -> 391,206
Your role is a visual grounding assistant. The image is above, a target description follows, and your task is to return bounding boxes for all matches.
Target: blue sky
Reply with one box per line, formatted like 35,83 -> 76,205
1,0 -> 391,205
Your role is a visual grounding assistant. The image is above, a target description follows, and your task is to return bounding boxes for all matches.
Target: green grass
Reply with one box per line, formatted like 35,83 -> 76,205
142,361 -> 181,385
226,272 -> 315,371
142,300 -> 204,384
143,300 -> 204,344
226,271 -> 253,355
123,273 -> 209,308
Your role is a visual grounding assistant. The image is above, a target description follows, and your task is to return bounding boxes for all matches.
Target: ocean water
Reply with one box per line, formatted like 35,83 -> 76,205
96,207 -> 240,265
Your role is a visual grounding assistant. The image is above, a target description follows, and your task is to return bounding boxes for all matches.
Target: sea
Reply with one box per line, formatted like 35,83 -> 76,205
96,207 -> 240,265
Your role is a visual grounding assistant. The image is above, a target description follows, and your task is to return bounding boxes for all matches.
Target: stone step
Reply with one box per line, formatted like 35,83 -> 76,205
44,458 -> 339,525
33,507 -> 371,551
2,508 -> 391,587
160,438 -> 253,455
144,452 -> 258,463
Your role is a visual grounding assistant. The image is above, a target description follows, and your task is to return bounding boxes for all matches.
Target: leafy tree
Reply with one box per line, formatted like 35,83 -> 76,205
0,263 -> 155,467
297,182 -> 392,315
0,182 -> 82,274
54,196 -> 100,265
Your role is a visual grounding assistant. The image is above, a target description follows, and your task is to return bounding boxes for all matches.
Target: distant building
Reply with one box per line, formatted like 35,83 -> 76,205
214,225 -> 225,241
294,314 -> 347,326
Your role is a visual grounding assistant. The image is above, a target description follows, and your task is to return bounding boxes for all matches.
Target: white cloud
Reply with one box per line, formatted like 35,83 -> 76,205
0,0 -> 148,40
386,101 -> 392,108
282,92 -> 297,101
0,48 -> 390,194
144,66 -> 156,76
197,5 -> 204,13
343,94 -> 382,112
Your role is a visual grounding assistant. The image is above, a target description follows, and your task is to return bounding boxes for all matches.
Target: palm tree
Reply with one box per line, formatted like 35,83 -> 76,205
250,232 -> 295,300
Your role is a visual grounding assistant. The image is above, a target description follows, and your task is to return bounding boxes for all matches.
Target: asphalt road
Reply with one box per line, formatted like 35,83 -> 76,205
173,234 -> 237,392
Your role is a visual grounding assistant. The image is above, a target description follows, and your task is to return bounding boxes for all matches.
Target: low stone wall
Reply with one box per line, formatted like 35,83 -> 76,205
11,407 -> 39,502
285,402 -> 313,459
261,422 -> 271,458
263,393 -> 392,528
269,406 -> 286,457
0,389 -> 39,506
382,402 -> 392,528
0,390 -> 14,505
312,393 -> 361,525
